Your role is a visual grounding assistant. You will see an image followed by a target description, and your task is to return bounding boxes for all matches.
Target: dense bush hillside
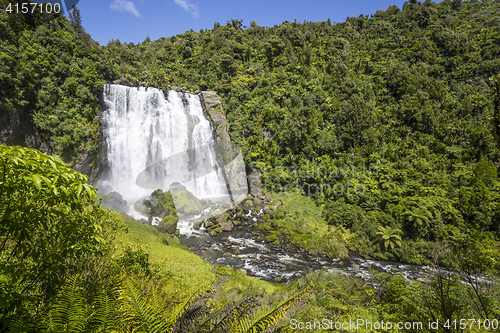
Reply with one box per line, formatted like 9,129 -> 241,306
103,0 -> 500,265
1,0 -> 500,265
0,0 -> 108,164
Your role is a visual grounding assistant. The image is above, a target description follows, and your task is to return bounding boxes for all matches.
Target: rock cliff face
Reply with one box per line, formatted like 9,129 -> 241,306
198,91 -> 261,197
1,106 -> 99,178
0,109 -> 46,151
198,91 -> 231,156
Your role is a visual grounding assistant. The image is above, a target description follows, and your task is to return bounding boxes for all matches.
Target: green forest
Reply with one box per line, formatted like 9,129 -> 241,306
1,0 -> 500,331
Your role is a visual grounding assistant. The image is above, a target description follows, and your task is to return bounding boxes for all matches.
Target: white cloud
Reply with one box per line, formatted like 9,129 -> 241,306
173,0 -> 199,18
110,0 -> 141,17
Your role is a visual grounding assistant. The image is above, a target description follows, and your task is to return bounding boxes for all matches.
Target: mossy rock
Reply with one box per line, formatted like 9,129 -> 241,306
204,218 -> 216,228
150,189 -> 177,217
101,191 -> 127,211
157,215 -> 178,234
215,211 -> 230,223
134,199 -> 151,215
169,182 -> 202,216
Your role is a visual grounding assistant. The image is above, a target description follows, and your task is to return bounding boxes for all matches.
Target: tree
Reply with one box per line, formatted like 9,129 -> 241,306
0,145 -> 106,322
401,198 -> 435,239
376,226 -> 403,251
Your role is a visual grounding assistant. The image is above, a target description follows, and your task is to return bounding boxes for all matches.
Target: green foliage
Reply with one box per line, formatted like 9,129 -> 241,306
234,290 -> 307,333
0,145 -> 107,323
116,245 -> 153,277
0,0 -> 105,164
1,2 -> 500,330
401,197 -> 436,239
14,271 -> 304,333
323,201 -> 364,228
492,74 -> 500,148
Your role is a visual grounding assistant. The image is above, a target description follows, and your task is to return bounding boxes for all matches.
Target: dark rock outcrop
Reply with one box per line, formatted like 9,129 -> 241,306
198,91 -> 231,156
248,168 -> 262,197
112,75 -> 146,87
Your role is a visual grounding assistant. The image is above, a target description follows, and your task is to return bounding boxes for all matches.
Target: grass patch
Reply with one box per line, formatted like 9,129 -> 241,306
264,192 -> 349,257
215,266 -> 281,299
268,192 -> 329,237
111,212 -> 216,288
109,212 -> 286,298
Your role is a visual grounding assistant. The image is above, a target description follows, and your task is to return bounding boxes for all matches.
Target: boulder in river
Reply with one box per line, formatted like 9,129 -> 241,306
253,197 -> 262,207
133,199 -> 151,216
169,182 -> 202,217
203,219 -> 214,228
271,201 -> 282,210
216,211 -> 230,224
101,191 -> 127,211
220,222 -> 233,232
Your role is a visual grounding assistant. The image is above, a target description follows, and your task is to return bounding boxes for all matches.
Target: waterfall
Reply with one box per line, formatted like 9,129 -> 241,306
99,84 -> 245,229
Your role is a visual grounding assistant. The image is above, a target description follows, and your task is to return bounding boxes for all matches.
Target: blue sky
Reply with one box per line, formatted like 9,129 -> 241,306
75,0 -> 431,45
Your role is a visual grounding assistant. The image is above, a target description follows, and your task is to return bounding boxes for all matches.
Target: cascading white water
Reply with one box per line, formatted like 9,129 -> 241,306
99,84 -> 231,226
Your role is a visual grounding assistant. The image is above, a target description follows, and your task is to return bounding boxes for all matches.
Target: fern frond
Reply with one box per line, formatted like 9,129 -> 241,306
47,275 -> 87,333
175,296 -> 211,333
9,316 -> 34,333
233,290 -> 308,333
118,275 -> 161,332
92,288 -> 118,332
166,285 -> 204,331
209,297 -> 258,333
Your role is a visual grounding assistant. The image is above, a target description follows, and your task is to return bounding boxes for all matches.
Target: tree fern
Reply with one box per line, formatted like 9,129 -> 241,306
376,226 -> 403,251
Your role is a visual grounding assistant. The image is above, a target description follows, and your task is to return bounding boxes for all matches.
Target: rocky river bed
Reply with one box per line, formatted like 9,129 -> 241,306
178,206 -> 444,284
